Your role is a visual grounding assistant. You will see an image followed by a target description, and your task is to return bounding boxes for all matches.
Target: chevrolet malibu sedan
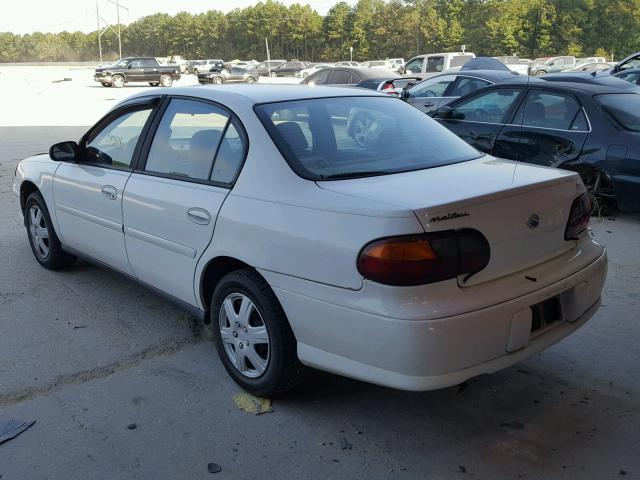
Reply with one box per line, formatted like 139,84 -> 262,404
13,85 -> 607,396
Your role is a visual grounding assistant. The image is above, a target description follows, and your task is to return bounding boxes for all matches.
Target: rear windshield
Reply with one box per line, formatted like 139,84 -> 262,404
596,93 -> 640,131
255,96 -> 482,180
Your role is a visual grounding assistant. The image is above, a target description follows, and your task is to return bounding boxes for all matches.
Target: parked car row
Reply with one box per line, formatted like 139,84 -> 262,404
390,59 -> 640,212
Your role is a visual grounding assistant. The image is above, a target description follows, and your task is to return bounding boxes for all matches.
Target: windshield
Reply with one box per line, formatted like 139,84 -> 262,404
596,93 -> 640,131
115,59 -> 129,67
255,96 -> 482,180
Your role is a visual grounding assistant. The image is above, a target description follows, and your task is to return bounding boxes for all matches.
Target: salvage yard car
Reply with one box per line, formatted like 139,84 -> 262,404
14,85 -> 607,396
431,79 -> 640,212
94,57 -> 181,88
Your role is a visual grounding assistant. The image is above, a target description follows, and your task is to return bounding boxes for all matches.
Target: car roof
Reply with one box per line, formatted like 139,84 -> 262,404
614,68 -> 640,75
125,84 -> 385,106
318,67 -> 398,79
424,69 -> 525,82
491,77 -> 640,94
541,73 -> 640,90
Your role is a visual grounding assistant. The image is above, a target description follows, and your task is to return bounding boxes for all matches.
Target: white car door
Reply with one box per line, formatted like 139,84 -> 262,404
122,97 -> 247,305
53,99 -> 158,274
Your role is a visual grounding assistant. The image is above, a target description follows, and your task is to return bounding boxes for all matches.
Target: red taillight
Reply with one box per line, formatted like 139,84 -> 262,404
565,193 -> 591,240
357,229 -> 490,286
381,82 -> 393,90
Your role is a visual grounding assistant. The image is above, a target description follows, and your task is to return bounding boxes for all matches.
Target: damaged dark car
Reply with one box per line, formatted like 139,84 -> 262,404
431,80 -> 640,212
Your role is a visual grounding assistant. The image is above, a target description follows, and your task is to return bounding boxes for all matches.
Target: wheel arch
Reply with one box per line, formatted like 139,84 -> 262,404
20,180 -> 40,215
199,256 -> 263,323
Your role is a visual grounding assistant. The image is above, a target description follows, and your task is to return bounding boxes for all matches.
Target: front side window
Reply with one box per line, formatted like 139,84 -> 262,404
451,88 -> 523,123
145,99 -> 230,180
514,91 -> 581,130
255,96 -> 481,180
596,93 -> 640,131
85,107 -> 153,169
409,75 -> 456,98
450,77 -> 491,97
405,57 -> 424,73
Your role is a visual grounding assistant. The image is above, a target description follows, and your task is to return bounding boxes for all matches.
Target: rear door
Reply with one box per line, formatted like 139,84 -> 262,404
122,97 -> 247,305
405,75 -> 456,113
494,88 -> 589,167
141,58 -> 159,81
53,99 -> 158,274
435,87 -> 524,154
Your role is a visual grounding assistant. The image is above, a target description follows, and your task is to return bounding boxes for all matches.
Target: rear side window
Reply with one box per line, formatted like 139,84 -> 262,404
451,89 -> 523,123
515,91 -> 582,130
305,69 -> 331,85
255,96 -> 481,180
425,57 -> 445,73
210,120 -> 245,184
596,93 -> 640,131
145,99 -> 236,181
329,70 -> 351,84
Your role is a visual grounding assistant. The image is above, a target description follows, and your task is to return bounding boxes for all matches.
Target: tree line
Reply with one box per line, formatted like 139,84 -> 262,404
1,0 -> 639,63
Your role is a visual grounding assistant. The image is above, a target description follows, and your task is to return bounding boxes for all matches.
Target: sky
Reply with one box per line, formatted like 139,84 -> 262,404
0,0 -> 353,34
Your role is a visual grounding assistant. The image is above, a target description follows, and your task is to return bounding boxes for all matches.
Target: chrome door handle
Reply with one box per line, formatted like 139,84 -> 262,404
187,207 -> 211,225
101,185 -> 118,200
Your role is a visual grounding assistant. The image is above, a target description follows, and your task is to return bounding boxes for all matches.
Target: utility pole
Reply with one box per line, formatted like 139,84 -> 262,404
265,38 -> 271,76
96,1 -> 102,62
107,0 -> 128,59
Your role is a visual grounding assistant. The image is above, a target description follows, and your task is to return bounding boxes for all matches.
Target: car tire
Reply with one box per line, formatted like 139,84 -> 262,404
159,74 -> 173,87
111,75 -> 125,88
210,269 -> 304,397
194,69 -> 199,76
270,71 -> 277,78
534,70 -> 547,77
148,82 -> 160,87
246,76 -> 256,84
25,192 -> 76,270
213,76 -> 223,85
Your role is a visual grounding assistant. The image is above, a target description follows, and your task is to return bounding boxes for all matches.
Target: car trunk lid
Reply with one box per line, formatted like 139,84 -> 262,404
317,156 -> 584,287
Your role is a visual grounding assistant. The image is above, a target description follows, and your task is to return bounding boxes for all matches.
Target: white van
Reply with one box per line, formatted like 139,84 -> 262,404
403,52 -> 476,77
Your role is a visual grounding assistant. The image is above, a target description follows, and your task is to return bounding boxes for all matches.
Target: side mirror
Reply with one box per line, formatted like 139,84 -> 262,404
50,141 -> 78,162
434,105 -> 454,119
400,89 -> 409,100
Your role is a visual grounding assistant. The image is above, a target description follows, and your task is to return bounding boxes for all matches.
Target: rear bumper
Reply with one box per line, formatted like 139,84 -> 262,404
271,249 -> 607,391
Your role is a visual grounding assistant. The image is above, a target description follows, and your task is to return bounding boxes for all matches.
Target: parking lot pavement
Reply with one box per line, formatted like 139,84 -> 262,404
1,125 -> 639,479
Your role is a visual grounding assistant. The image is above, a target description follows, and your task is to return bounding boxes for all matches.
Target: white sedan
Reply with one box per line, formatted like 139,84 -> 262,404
13,85 -> 607,396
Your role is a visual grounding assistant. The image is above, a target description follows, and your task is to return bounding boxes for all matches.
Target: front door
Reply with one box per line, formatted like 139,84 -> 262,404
436,87 -> 524,154
123,97 -> 247,305
126,59 -> 146,82
53,101 -> 157,274
494,88 -> 589,167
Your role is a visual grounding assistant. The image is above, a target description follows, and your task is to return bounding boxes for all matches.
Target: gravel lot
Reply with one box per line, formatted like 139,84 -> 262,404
0,67 -> 639,480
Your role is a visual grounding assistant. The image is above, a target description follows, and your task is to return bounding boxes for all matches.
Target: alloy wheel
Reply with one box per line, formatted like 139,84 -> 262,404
29,205 -> 50,259
219,292 -> 270,378
353,114 -> 374,147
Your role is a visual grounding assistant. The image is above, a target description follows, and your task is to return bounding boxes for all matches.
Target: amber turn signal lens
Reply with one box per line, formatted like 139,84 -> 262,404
358,229 -> 489,286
